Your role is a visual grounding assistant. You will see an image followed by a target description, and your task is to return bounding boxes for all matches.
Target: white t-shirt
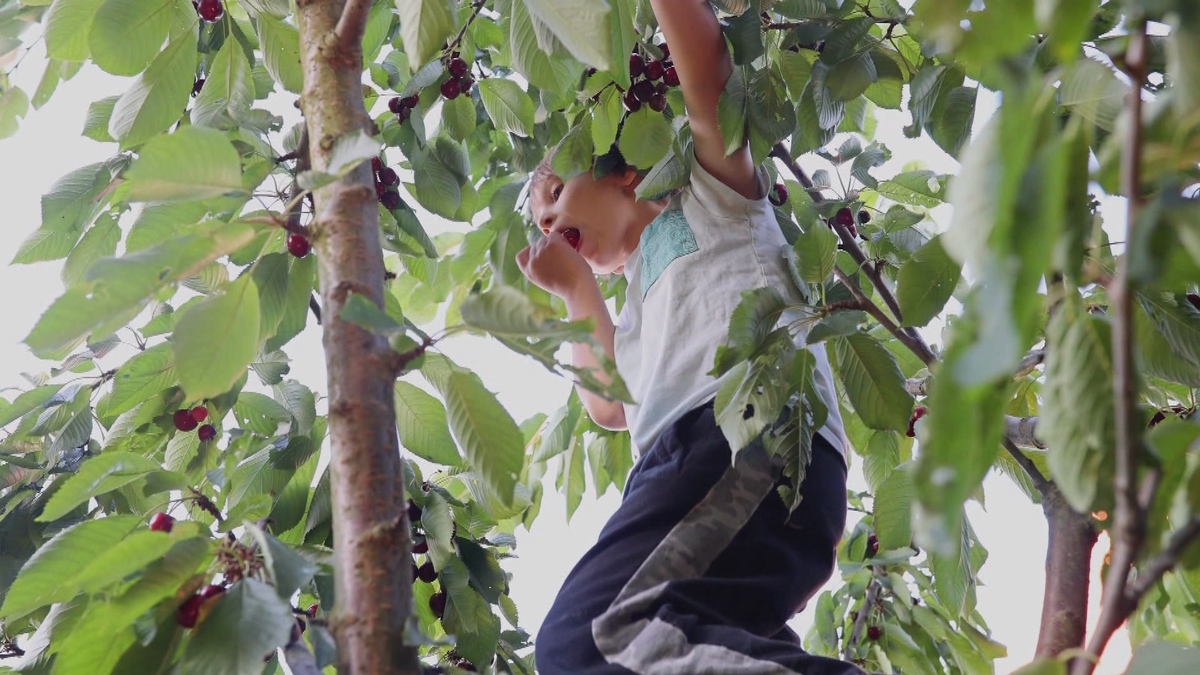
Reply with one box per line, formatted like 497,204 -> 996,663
613,160 -> 849,462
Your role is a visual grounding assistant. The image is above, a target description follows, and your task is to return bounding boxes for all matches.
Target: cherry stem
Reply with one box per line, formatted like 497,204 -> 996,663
446,0 -> 488,56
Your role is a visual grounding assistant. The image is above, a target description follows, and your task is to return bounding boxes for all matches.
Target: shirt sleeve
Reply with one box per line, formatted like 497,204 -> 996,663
684,153 -> 772,219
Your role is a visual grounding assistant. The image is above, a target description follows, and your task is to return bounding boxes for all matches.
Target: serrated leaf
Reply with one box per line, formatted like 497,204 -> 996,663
259,16 -> 303,94
717,66 -> 748,156
38,453 -> 162,522
432,366 -> 524,505
173,275 -> 261,400
524,0 -> 611,70
618,107 -> 673,170
876,170 -> 947,208
125,126 -> 245,202
108,30 -> 197,147
44,0 -> 106,62
832,333 -> 913,431
88,0 -> 173,76
479,78 -> 536,137
99,343 -> 176,420
550,116 -> 594,182
397,0 -> 457,69
875,464 -> 913,550
896,236 -> 961,328
510,0 -> 581,95
442,93 -> 477,142
192,33 -> 255,128
395,381 -> 462,466
182,578 -> 294,675
62,213 -> 120,287
13,162 -> 114,265
793,220 -> 838,284
1058,57 -> 1127,131
82,95 -> 118,142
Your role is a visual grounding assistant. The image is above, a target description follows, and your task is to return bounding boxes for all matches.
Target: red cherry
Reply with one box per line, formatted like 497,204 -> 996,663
858,210 -> 871,224
192,78 -> 205,96
835,207 -> 855,227
378,167 -> 399,186
173,409 -> 198,432
417,561 -> 438,583
459,75 -> 474,92
149,512 -> 174,533
645,60 -> 665,81
407,498 -> 422,522
866,533 -> 879,558
655,81 -> 668,96
403,95 -> 420,108
659,43 -> 670,59
663,67 -> 680,87
287,233 -> 311,258
371,157 -> 383,172
560,228 -> 581,250
176,594 -> 204,628
623,90 -> 642,112
440,78 -> 461,100
630,53 -> 645,78
375,182 -> 387,199
411,560 -> 420,582
307,603 -> 318,617
397,108 -> 410,124
388,97 -> 403,114
190,406 -> 208,423
649,94 -> 667,112
1186,293 -> 1200,312
429,591 -> 447,619
196,0 -> 222,22
412,539 -> 429,554
769,183 -> 788,207
632,80 -> 656,103
449,58 -> 469,78
199,584 -> 225,601
381,190 -> 401,210
906,405 -> 929,438
867,626 -> 882,641
198,424 -> 217,442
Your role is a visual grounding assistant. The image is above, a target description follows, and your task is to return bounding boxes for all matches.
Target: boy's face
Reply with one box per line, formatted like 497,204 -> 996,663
530,168 -> 642,275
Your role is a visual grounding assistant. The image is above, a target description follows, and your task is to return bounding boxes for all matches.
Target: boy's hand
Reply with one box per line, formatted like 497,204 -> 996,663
516,232 -> 595,300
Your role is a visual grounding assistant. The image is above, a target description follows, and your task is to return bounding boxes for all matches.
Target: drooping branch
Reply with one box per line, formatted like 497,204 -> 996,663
1074,22 -> 1150,675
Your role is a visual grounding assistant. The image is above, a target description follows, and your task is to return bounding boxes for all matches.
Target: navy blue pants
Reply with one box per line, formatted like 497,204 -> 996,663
535,402 -> 864,674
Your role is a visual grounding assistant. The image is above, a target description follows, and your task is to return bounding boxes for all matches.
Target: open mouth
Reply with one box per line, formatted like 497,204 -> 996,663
560,227 -> 581,251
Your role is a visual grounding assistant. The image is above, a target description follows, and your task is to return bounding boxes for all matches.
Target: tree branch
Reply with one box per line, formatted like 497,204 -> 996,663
905,348 -> 1044,396
281,633 -> 323,675
333,0 -> 374,50
844,576 -> 880,661
1004,438 -> 1051,495
1127,513 -> 1200,599
834,268 -> 934,367
447,0 -> 488,53
1005,416 -> 1044,450
1075,22 -> 1149,675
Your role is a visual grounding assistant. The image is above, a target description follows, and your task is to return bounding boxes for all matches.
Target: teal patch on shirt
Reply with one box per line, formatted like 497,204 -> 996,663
639,208 -> 699,300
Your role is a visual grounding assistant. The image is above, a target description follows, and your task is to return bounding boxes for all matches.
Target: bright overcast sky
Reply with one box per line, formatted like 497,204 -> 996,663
0,27 -> 1133,674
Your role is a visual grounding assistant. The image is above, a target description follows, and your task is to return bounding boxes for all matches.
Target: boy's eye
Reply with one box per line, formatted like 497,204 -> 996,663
552,184 -> 562,201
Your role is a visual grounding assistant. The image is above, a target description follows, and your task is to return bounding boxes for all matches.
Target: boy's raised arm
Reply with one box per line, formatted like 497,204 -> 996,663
649,0 -> 758,199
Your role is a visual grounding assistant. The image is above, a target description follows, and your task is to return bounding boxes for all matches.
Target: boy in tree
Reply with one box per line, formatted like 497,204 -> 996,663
517,1 -> 863,673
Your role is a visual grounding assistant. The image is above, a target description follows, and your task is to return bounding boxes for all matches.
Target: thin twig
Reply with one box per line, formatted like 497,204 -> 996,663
333,0 -> 374,49
447,0 -> 488,54
833,268 -> 934,367
1075,22 -> 1149,675
1005,416 -> 1044,449
844,576 -> 881,661
1003,438 -> 1052,495
1127,513 -> 1200,599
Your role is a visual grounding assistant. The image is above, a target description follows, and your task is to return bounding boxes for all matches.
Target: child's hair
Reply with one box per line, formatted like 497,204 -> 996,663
531,144 -> 631,193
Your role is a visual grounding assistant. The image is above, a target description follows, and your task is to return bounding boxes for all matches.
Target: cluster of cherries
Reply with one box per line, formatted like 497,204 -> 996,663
439,55 -> 475,101
173,406 -> 218,442
192,0 -> 222,22
621,44 -> 677,113
388,94 -> 421,126
371,157 -> 403,210
405,499 -> 448,616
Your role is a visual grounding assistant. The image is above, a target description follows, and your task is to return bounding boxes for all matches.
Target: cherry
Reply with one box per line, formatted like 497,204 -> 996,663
459,75 -> 474,92
388,97 -> 404,114
561,228 -> 581,250
287,233 -> 311,258
307,603 -> 318,617
645,60 -> 665,81
149,512 -> 174,533
381,190 -> 401,210
835,207 -> 855,227
655,81 -> 668,96
659,43 -> 670,59
378,167 -> 399,186
375,182 -> 388,199
177,594 -> 204,628
371,157 -> 384,173
1186,293 -> 1200,312
867,626 -> 882,641
196,0 -> 223,22
440,78 -> 461,100
912,596 -> 920,606
403,95 -> 420,108
198,424 -> 217,442
411,560 -> 420,582
663,67 -> 680,87
418,561 -> 438,583
407,498 -> 423,523
907,405 -> 929,438
623,90 -> 642,112
630,53 -> 645,78
649,94 -> 667,112
429,591 -> 447,619
866,533 -> 879,558
174,409 -> 199,432
858,210 -> 871,224
192,78 -> 205,96
769,183 -> 788,207
448,57 -> 469,78
632,80 -> 656,103
397,108 -> 410,125
412,538 -> 429,554
190,406 -> 208,423
199,584 -> 226,601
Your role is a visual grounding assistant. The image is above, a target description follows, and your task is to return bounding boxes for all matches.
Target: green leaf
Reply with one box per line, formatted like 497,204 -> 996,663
559,435 -> 586,520
82,95 -> 118,142
88,0 -> 174,76
108,30 -> 197,147
430,364 -> 524,506
876,170 -> 947,208
461,285 -> 590,340
793,221 -> 838,284
0,85 -> 29,139
509,0 -> 581,96
173,275 -> 261,400
440,558 -> 501,664
929,86 -> 977,158
618,107 -> 673,170
1138,293 -> 1200,368
182,578 -> 294,675
524,0 -> 612,70
1040,302 -> 1115,512
124,127 -> 245,202
38,453 -> 161,522
98,343 -> 176,420
636,144 -> 690,201
592,86 -> 623,151
13,162 -> 114,265
192,37 -> 255,128
1126,642 -> 1200,674
478,78 -> 536,138
233,392 -> 292,436
397,0 -> 457,69
849,142 -> 890,189
0,516 -> 139,620
832,333 -> 913,431
1058,57 -> 1127,132
340,292 -> 402,334
414,149 -> 463,219
550,116 -> 594,182
44,0 -> 106,61
714,359 -> 785,455
716,66 -> 748,156
259,15 -> 304,94
896,236 -> 961,328
827,52 -> 877,102
395,381 -> 462,466
442,93 -> 477,142
874,464 -> 914,550
244,523 -> 316,599
607,0 -> 636,89
71,528 -> 194,594
62,213 -> 120,287
1166,13 -> 1200,120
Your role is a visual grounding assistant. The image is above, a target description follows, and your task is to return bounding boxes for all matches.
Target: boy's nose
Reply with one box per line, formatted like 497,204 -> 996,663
540,212 -> 555,234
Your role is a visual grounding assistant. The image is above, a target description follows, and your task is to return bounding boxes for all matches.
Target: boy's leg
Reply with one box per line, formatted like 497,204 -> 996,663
535,403 -> 863,675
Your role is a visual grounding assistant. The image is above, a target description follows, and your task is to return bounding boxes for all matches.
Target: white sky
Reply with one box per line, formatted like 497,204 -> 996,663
0,32 -> 1134,674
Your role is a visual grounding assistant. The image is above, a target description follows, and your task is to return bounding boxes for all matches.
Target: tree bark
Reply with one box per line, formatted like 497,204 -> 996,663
293,1 -> 418,673
1036,488 -> 1097,663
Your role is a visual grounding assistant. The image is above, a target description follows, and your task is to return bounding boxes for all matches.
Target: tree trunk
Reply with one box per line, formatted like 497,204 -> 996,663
1036,487 -> 1098,662
293,2 -> 419,673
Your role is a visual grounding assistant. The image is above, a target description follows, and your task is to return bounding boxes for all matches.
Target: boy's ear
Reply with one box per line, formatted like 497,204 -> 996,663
618,167 -> 641,188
